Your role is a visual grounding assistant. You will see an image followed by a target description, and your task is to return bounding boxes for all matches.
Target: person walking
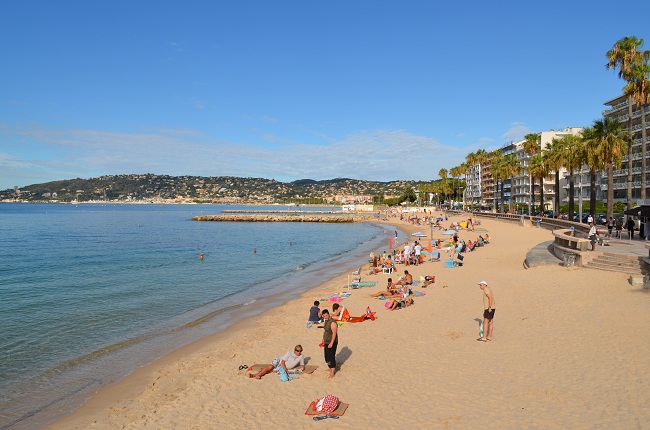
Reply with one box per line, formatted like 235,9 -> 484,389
478,281 -> 495,342
588,223 -> 599,251
321,309 -> 338,378
627,217 -> 635,240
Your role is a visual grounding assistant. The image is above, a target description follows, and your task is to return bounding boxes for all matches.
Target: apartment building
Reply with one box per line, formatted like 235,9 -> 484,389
466,127 -> 583,213
602,94 -> 650,202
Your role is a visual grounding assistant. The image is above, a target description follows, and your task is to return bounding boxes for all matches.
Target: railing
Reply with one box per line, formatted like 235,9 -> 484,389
470,211 -> 593,235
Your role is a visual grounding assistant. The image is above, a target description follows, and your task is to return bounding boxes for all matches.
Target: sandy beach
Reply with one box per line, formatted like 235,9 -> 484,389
47,214 -> 650,429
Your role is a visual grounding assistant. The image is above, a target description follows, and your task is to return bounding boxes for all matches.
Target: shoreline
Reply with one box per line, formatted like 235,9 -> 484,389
45,214 -> 650,429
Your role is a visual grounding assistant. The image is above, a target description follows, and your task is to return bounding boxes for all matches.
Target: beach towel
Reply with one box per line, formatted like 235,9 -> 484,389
347,281 -> 377,288
246,364 -> 319,375
305,400 -> 349,416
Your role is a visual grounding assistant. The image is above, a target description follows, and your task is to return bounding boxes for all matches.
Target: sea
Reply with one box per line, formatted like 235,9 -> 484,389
0,203 -> 395,429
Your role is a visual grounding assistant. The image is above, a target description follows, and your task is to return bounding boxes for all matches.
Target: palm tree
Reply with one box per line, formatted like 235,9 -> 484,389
543,138 -> 564,217
624,57 -> 650,200
592,117 -> 628,218
474,149 -> 489,209
523,133 -> 541,214
607,36 -> 646,209
501,154 -> 521,213
489,150 -> 504,212
581,126 -> 603,219
529,153 -> 550,214
465,152 -> 479,208
556,134 -> 584,220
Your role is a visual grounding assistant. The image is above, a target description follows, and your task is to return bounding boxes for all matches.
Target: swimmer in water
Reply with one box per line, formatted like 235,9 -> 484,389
199,253 -> 204,260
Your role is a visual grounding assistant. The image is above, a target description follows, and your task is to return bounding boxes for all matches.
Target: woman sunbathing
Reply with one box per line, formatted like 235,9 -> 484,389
371,278 -> 399,297
389,297 -> 414,310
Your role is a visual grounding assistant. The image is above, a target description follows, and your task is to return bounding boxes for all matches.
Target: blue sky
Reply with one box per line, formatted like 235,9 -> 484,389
1,0 -> 648,190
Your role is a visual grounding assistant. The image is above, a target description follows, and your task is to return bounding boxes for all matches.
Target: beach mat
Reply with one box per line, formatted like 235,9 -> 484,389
247,364 -> 318,374
347,281 -> 377,288
305,400 -> 349,416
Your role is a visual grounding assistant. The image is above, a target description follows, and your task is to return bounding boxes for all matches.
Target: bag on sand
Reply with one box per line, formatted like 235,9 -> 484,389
315,394 -> 339,413
278,367 -> 289,382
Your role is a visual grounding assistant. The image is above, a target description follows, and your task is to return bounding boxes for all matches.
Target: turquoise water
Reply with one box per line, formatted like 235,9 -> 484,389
0,203 -> 390,429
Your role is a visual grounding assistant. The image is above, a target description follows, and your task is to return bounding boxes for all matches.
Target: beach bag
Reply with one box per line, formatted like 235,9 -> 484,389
315,394 -> 339,413
278,367 -> 289,382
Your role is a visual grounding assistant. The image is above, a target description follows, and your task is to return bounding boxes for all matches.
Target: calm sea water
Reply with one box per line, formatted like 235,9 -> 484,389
0,203 -> 391,429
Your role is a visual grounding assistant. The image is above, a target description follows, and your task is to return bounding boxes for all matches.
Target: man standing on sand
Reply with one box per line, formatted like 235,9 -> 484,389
478,281 -> 495,341
321,309 -> 338,378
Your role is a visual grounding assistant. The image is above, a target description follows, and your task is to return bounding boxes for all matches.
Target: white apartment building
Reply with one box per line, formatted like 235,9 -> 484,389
602,94 -> 650,202
466,127 -> 583,213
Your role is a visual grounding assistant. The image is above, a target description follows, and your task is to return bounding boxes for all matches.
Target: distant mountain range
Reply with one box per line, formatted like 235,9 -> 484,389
2,174 -> 431,204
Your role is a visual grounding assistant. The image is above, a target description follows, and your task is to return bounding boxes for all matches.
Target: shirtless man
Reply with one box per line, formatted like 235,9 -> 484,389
478,281 -> 495,341
395,270 -> 413,286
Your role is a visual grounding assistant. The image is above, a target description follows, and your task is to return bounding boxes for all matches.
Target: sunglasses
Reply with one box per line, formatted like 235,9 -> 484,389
295,349 -> 303,353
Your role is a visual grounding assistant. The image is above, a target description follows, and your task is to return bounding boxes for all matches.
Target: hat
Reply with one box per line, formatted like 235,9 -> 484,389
478,281 -> 488,286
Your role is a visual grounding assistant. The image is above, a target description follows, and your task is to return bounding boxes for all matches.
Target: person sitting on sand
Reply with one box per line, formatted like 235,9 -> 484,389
484,234 -> 491,243
331,303 -> 350,322
382,256 -> 395,272
371,278 -> 399,297
422,275 -> 435,287
308,301 -> 323,325
395,270 -> 413,286
389,297 -> 414,310
248,345 -> 305,379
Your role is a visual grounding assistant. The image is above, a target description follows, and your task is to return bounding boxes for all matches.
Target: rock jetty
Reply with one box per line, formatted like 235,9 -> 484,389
192,214 -> 356,223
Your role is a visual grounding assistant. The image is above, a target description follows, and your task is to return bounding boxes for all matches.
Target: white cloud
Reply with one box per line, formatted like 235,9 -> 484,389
0,123 -> 470,188
501,122 -> 531,142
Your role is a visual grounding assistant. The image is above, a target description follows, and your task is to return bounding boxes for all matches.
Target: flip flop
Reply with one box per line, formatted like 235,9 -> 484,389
476,338 -> 486,342
238,365 -> 248,370
325,415 -> 339,419
313,415 -> 330,421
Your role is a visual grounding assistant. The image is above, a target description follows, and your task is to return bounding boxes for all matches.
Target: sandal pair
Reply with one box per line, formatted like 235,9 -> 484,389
313,414 -> 339,421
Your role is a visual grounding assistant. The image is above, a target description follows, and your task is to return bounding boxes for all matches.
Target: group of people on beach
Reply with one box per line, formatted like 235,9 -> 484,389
250,214 -> 497,382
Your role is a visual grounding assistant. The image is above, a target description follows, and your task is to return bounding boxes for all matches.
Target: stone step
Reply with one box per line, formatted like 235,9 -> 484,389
590,258 -> 646,269
585,261 -> 647,275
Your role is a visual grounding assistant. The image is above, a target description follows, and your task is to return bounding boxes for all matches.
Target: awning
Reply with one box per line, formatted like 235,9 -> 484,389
623,206 -> 650,217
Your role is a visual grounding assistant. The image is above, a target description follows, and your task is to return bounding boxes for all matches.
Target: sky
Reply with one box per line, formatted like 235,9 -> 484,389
1,0 -> 648,190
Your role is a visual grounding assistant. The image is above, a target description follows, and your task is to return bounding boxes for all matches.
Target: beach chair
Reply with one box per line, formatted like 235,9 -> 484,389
345,265 -> 363,289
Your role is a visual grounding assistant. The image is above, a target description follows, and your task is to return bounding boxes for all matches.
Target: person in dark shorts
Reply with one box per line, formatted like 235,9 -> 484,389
478,281 -> 495,341
321,309 -> 338,378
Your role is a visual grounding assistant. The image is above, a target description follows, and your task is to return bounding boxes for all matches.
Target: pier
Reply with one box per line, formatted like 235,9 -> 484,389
192,214 -> 356,222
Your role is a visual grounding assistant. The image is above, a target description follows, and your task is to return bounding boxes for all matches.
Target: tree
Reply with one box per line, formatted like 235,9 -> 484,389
591,117 -> 628,218
464,152 -> 478,207
580,126 -> 600,219
489,150 -> 504,212
543,138 -> 564,218
555,134 -> 584,220
474,149 -> 489,209
624,57 -> 650,201
523,133 -> 541,214
607,36 -> 646,209
528,153 -> 550,214
501,154 -> 521,213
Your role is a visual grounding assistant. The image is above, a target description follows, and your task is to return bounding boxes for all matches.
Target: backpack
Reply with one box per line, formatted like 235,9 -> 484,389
315,394 -> 339,413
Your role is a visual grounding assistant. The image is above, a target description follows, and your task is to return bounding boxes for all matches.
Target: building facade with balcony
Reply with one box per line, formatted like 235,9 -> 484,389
466,127 -> 582,213
602,94 -> 650,202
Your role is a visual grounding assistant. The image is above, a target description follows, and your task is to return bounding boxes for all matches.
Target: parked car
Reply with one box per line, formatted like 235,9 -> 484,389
595,214 -> 607,225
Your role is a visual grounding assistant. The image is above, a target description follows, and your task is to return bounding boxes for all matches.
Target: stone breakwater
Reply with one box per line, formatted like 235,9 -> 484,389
191,214 -> 356,222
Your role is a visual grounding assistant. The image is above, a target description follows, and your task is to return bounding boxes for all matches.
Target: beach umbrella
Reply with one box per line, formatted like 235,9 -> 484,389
442,229 -> 456,235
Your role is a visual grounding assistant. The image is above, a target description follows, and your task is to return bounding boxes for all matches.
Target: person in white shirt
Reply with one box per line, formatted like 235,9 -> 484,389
588,223 -> 599,251
248,345 -> 305,379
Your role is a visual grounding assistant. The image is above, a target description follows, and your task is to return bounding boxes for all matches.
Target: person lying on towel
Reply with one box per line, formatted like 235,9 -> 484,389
248,345 -> 305,379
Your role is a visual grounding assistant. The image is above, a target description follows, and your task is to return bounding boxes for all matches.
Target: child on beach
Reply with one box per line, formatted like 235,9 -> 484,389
307,301 -> 323,328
